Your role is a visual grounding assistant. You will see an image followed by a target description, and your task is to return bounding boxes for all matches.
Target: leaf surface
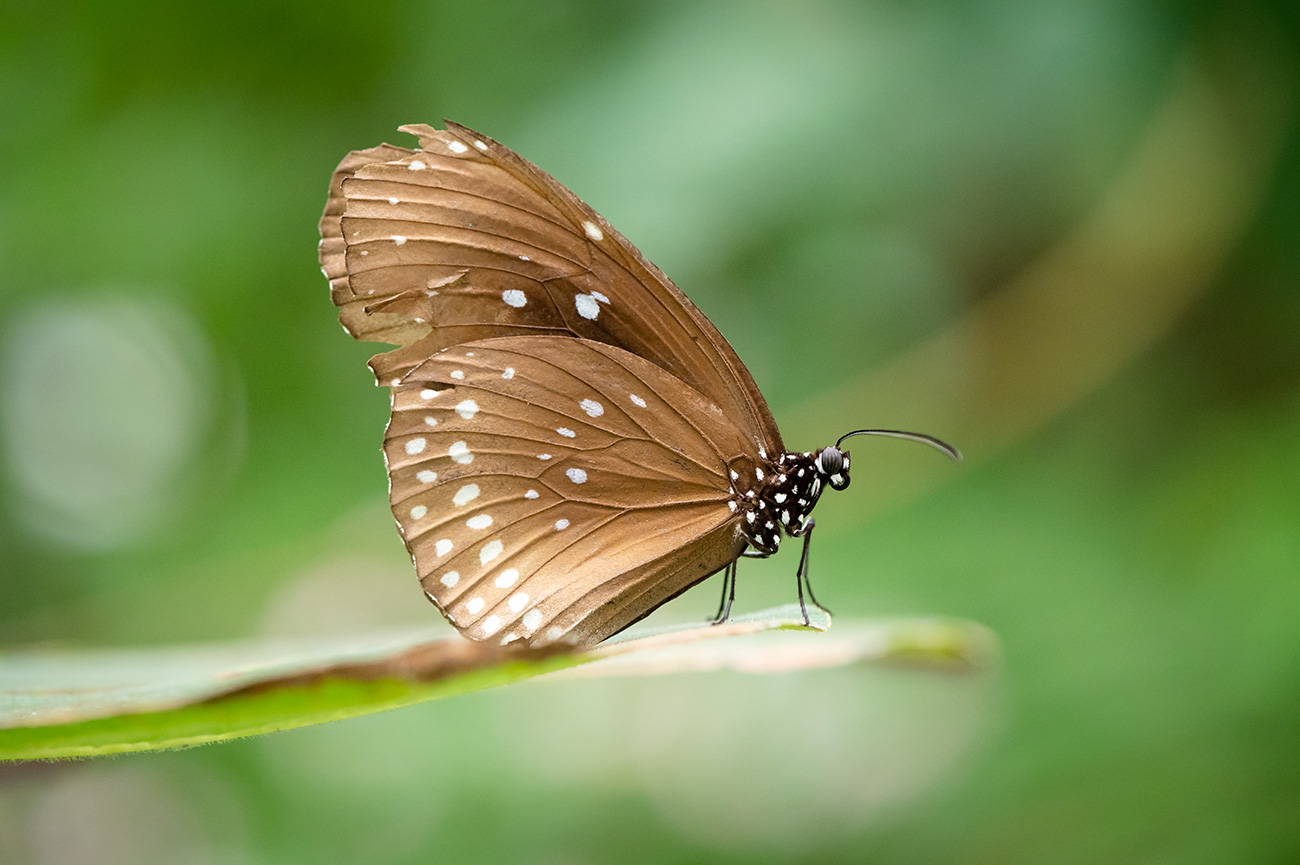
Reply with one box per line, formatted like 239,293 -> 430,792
0,606 -> 993,760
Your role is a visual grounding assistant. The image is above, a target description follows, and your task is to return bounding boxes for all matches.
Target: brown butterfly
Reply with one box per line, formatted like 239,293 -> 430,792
319,122 -> 958,649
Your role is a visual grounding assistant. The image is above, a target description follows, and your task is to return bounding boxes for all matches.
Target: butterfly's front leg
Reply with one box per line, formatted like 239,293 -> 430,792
791,517 -> 833,625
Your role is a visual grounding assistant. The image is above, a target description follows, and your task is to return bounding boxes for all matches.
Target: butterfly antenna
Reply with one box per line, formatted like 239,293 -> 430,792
835,429 -> 962,462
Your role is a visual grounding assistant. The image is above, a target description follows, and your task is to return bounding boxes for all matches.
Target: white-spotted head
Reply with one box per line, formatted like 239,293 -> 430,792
815,445 -> 852,491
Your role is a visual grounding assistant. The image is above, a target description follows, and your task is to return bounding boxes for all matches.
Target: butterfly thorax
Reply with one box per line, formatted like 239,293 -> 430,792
730,447 -> 850,555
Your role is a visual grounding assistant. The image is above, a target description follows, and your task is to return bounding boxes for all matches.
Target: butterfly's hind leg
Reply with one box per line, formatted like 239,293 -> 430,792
793,518 -> 833,626
710,556 -> 739,624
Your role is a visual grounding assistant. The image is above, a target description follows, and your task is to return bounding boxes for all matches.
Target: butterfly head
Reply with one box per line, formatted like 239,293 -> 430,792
815,446 -> 851,491
827,429 -> 963,494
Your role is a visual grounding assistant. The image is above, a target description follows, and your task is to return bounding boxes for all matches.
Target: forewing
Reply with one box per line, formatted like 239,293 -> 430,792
320,122 -> 782,452
386,336 -> 751,647
318,141 -> 422,346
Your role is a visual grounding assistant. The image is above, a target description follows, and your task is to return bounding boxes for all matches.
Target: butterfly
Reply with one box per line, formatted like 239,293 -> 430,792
319,122 -> 958,649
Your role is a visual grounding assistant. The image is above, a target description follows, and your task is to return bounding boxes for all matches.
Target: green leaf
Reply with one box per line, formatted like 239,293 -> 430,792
0,606 -> 992,761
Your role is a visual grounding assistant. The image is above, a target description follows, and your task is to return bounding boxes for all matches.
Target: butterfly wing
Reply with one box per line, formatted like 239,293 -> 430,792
387,335 -> 750,647
320,122 -> 782,453
318,141 -> 418,341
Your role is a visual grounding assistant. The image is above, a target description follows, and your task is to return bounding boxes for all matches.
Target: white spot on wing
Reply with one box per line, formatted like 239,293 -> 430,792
630,394 -> 647,408
574,294 -> 600,320
495,569 -> 519,588
420,388 -> 443,400
466,597 -> 484,614
424,416 -> 438,427
579,399 -> 604,418
508,593 -> 529,612
405,438 -> 426,455
440,571 -> 459,587
455,399 -> 479,419
450,370 -> 464,380
480,615 -> 502,636
538,453 -> 552,461
408,160 -> 427,170
448,441 -> 472,464
447,140 -> 469,154
756,467 -> 765,481
502,367 -> 515,379
582,220 -> 603,241
435,539 -> 453,557
728,501 -> 738,512
522,609 -> 543,631
480,539 -> 504,565
502,289 -> 527,308
410,505 -> 427,519
524,489 -> 539,499
545,626 -> 563,642
388,196 -> 399,205
473,140 -> 488,151
452,483 -> 480,506
557,427 -> 576,438
774,492 -> 787,503
467,514 -> 493,530
554,519 -> 570,530
566,468 -> 587,484
417,470 -> 438,484
392,235 -> 407,245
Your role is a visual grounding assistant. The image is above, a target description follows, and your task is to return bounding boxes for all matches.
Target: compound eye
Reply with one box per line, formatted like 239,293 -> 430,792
816,446 -> 844,476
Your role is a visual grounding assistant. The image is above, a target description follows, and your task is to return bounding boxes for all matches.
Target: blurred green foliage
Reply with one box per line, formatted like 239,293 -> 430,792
2,0 -> 1298,862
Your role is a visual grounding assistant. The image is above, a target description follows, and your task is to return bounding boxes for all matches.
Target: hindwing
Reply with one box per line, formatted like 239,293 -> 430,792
386,335 -> 750,647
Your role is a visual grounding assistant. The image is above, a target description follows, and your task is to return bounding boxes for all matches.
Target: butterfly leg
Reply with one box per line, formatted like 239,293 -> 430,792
711,555 -> 740,625
794,518 -> 833,625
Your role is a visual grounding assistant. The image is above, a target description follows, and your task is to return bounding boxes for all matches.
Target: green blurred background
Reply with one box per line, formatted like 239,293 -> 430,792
2,0 -> 1298,862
